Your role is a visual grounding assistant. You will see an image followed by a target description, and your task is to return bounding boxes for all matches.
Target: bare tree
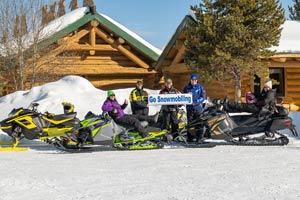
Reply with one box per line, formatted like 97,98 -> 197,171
83,0 -> 95,7
41,5 -> 49,25
57,0 -> 66,17
48,1 -> 56,22
69,0 -> 78,11
0,0 -> 71,93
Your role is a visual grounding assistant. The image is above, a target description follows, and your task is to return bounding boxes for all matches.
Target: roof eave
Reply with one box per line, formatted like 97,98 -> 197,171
155,15 -> 195,70
38,13 -> 160,61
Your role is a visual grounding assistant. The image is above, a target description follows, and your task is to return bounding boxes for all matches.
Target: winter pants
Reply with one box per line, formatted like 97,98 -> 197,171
115,114 -> 148,137
187,109 -> 203,141
132,114 -> 155,123
162,111 -> 178,134
187,109 -> 202,123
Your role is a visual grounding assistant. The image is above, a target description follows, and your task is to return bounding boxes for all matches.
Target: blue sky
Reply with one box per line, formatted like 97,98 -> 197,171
70,0 -> 295,50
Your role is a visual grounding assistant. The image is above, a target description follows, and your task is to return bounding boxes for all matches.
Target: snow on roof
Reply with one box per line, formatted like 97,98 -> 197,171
270,20 -> 300,54
0,7 -> 90,56
0,6 -> 162,57
99,13 -> 162,55
39,7 -> 90,40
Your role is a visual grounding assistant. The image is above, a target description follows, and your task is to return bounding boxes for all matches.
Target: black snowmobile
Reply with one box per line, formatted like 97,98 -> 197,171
175,98 -> 298,146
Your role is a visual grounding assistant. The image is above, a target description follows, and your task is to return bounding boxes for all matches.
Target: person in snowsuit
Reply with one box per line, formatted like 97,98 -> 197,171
183,73 -> 206,121
102,90 -> 158,138
159,78 -> 180,137
224,81 -> 276,116
183,73 -> 206,142
129,80 -> 149,115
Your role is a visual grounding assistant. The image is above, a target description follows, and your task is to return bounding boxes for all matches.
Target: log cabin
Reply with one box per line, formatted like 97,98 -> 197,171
155,15 -> 300,110
6,7 -> 162,93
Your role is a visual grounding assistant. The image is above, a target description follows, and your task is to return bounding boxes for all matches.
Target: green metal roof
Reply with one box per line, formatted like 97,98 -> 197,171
39,12 -> 161,61
155,15 -> 195,70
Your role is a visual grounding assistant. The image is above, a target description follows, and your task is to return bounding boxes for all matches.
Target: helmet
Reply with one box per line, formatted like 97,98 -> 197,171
62,102 -> 75,114
107,90 -> 115,97
190,73 -> 198,80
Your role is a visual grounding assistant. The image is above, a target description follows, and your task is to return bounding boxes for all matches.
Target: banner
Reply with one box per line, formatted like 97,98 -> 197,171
148,94 -> 193,105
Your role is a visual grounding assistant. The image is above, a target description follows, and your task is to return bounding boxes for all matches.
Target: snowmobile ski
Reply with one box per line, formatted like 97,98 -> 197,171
0,139 -> 28,151
231,134 -> 289,146
113,130 -> 167,150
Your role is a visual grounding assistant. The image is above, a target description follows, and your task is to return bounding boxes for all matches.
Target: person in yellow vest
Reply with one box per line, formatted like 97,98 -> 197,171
129,80 -> 149,115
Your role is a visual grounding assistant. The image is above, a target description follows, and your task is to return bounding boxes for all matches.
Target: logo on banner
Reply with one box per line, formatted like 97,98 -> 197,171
148,94 -> 192,105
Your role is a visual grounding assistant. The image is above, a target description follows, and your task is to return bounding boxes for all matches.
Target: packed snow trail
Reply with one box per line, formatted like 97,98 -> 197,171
1,144 -> 300,200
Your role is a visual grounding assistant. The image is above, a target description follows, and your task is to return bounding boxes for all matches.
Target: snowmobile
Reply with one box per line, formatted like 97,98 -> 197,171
175,98 -> 298,146
0,102 -> 80,151
52,111 -> 168,151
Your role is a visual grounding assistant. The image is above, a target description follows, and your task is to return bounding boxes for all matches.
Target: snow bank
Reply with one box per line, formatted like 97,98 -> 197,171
0,75 -> 161,139
0,76 -> 160,120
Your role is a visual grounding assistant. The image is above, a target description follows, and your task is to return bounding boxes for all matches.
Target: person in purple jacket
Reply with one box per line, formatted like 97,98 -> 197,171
102,90 -> 158,138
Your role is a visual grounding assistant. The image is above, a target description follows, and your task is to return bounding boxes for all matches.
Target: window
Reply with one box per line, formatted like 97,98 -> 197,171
269,68 -> 285,96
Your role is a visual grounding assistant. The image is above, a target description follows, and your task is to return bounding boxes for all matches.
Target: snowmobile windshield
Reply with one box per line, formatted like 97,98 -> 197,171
8,108 -> 24,117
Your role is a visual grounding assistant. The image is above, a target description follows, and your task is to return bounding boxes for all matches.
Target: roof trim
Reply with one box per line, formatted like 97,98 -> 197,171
155,15 -> 195,70
39,13 -> 161,61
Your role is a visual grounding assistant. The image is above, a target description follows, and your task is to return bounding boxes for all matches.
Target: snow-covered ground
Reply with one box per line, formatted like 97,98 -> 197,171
1,76 -> 300,200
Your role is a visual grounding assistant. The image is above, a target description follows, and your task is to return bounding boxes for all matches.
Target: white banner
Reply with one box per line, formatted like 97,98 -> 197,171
148,94 -> 193,105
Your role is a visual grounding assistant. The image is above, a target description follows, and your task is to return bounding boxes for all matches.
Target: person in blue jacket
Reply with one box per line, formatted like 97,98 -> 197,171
183,73 -> 206,141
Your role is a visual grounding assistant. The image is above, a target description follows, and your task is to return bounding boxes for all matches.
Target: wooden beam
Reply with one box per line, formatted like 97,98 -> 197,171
118,37 -> 125,44
94,27 -> 149,69
171,45 -> 185,66
295,58 -> 300,62
271,57 -> 287,62
57,55 -> 128,61
89,27 -> 96,55
175,39 -> 184,50
50,59 -> 136,66
64,29 -> 90,44
35,29 -> 90,66
52,65 -> 156,75
162,63 -> 192,74
66,44 -> 118,51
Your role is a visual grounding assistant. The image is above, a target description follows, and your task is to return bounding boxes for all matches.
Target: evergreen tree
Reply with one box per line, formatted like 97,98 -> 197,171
184,0 -> 285,101
69,0 -> 78,11
289,0 -> 300,20
57,0 -> 66,17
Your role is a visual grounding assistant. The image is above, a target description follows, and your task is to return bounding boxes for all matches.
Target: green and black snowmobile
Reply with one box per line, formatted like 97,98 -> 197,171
52,111 -> 168,151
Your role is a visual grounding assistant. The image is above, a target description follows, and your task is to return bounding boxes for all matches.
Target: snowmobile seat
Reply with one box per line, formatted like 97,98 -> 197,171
232,114 -> 259,126
46,112 -> 77,121
117,121 -> 149,130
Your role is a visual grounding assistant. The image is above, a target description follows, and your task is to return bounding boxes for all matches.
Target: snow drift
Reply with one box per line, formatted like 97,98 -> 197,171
0,75 -> 161,139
